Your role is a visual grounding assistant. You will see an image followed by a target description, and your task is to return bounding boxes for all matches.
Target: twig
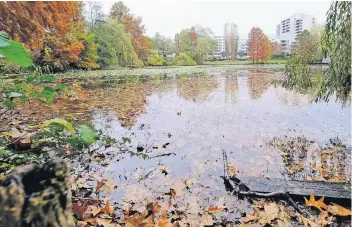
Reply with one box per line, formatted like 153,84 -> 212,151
0,109 -> 9,117
148,152 -> 176,159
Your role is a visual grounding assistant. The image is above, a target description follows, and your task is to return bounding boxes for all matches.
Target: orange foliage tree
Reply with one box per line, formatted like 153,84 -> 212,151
109,1 -> 153,64
0,1 -> 96,69
247,27 -> 271,62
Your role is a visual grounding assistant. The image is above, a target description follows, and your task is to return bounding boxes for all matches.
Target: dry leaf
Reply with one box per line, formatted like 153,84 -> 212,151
125,213 -> 145,226
96,218 -> 112,227
328,203 -> 352,216
158,211 -> 169,227
202,213 -> 214,225
96,178 -> 117,194
264,203 -> 279,222
304,192 -> 328,210
77,221 -> 87,227
85,205 -> 102,217
207,207 -> 223,213
101,199 -> 114,215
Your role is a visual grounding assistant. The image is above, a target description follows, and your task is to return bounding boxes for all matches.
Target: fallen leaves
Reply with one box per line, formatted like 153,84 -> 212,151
327,203 -> 352,216
304,192 -> 328,211
96,178 -> 117,194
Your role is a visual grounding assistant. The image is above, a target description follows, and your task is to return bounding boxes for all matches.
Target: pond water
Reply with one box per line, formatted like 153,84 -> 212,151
65,68 -> 349,220
19,67 -> 352,222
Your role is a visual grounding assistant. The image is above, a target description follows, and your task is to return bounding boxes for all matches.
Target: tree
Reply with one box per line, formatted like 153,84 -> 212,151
174,29 -> 194,56
283,2 -> 351,104
153,33 -> 174,56
190,26 -> 198,48
109,1 -> 152,64
0,2 -> 88,70
193,37 -> 217,64
224,23 -> 239,60
94,20 -> 142,67
74,31 -> 99,69
85,1 -> 106,29
247,27 -> 271,62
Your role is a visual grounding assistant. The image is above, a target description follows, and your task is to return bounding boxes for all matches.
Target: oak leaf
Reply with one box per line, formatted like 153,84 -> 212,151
304,192 -> 328,210
96,178 -> 117,194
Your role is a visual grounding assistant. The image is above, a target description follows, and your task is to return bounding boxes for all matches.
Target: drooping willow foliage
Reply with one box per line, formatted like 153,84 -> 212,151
283,1 -> 351,104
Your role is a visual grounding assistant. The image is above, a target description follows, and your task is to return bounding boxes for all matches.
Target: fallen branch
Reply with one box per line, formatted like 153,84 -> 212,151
221,175 -> 308,217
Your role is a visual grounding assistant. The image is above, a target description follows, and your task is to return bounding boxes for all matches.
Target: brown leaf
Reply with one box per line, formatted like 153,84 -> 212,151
96,218 -> 112,227
304,192 -> 328,210
72,202 -> 89,219
96,178 -> 117,194
101,199 -> 114,215
85,205 -> 101,217
125,213 -> 145,226
206,207 -> 223,213
327,203 -> 352,216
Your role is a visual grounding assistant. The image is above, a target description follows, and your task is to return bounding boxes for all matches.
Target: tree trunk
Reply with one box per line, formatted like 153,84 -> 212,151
0,159 -> 74,227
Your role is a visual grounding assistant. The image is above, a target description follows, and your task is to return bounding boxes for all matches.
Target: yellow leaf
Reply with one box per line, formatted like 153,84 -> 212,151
304,192 -> 328,210
328,203 -> 352,216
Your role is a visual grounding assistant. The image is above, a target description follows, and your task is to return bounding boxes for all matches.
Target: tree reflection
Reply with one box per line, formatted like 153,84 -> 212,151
268,136 -> 350,183
224,75 -> 238,104
176,74 -> 218,103
247,71 -> 271,100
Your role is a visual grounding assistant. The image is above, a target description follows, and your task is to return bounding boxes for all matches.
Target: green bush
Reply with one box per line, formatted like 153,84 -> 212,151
173,53 -> 197,66
147,54 -> 165,66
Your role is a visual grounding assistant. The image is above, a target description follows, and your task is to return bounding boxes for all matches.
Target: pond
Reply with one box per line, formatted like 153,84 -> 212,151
15,67 -> 352,223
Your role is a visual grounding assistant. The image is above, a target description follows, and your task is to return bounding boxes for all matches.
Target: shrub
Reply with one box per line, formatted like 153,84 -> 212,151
147,54 -> 165,66
173,53 -> 197,66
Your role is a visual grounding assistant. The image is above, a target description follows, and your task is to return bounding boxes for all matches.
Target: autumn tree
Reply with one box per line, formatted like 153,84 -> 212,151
247,27 -> 271,62
0,2 -> 93,70
109,1 -> 152,64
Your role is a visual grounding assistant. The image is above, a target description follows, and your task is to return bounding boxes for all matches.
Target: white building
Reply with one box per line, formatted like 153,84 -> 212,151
237,39 -> 248,57
214,36 -> 226,59
276,13 -> 316,52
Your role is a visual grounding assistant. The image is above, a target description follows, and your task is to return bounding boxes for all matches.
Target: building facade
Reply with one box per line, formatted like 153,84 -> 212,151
276,13 -> 316,52
214,36 -> 226,59
237,39 -> 248,57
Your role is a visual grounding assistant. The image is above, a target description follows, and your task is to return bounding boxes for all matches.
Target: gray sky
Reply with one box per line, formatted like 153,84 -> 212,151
101,1 -> 331,39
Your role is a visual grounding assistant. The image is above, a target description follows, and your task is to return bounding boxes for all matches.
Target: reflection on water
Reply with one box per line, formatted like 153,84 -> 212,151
16,69 -> 351,220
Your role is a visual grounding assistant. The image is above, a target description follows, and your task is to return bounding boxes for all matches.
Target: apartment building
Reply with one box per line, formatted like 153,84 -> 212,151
276,13 -> 316,52
238,39 -> 248,57
214,36 -> 226,59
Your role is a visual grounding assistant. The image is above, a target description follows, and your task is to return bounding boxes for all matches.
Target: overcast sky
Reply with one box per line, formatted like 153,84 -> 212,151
101,1 -> 331,39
